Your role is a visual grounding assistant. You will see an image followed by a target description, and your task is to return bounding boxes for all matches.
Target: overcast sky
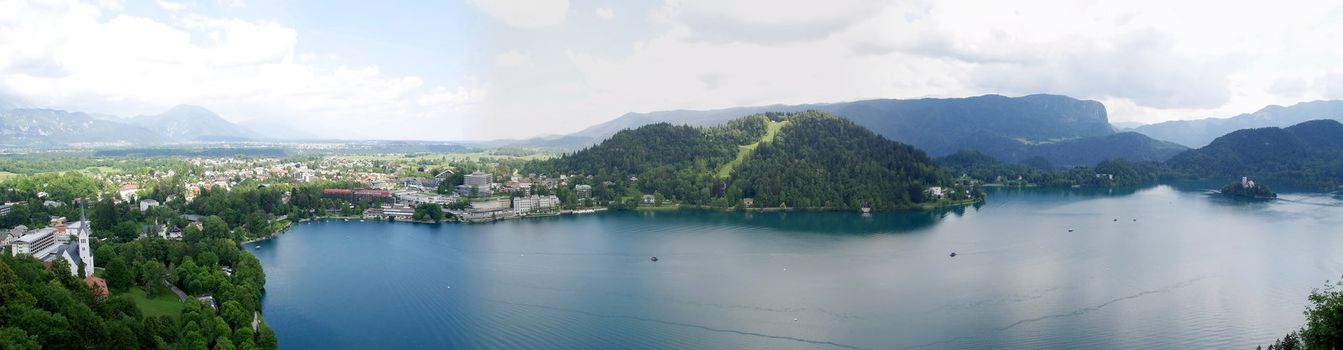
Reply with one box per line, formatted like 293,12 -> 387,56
2,0 -> 1342,140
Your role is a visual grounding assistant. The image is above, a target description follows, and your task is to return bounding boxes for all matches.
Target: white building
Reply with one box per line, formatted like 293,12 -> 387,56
0,202 -> 13,216
294,170 -> 315,183
456,171 -> 494,196
928,187 -> 945,199
394,191 -> 459,206
11,228 -> 57,258
139,199 -> 160,212
363,204 -> 417,221
465,171 -> 492,187
118,184 -> 139,202
513,195 -> 559,214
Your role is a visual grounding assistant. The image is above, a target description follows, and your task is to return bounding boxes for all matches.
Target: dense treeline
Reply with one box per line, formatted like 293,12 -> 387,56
527,115 -> 771,206
938,150 -> 1166,188
0,172 -> 106,204
726,113 -> 954,209
0,157 -> 189,176
0,221 -> 277,350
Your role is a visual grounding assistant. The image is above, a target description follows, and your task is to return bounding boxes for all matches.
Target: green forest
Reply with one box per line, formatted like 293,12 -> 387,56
529,111 -> 983,211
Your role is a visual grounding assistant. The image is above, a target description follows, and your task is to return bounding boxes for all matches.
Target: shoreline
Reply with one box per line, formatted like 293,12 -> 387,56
241,197 -> 985,234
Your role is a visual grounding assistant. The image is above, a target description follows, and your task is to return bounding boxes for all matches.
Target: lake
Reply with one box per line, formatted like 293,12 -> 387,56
249,185 -> 1343,349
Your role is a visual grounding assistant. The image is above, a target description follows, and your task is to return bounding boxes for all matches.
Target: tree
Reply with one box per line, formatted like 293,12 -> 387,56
214,336 -> 236,350
0,327 -> 40,350
221,300 -> 250,330
137,260 -> 167,295
202,216 -> 231,241
104,257 -> 134,291
93,198 -> 121,231
246,211 -> 269,237
114,221 -> 142,242
1300,280 -> 1343,349
232,327 -> 256,349
256,321 -> 278,350
1268,331 -> 1301,350
413,203 -> 445,223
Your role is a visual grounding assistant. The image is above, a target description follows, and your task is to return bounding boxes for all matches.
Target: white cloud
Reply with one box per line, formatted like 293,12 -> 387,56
470,0 -> 569,28
0,0 -> 486,140
493,50 -> 530,67
418,86 -> 488,109
154,0 -> 184,12
9,0 -> 1343,140
508,0 -> 1343,130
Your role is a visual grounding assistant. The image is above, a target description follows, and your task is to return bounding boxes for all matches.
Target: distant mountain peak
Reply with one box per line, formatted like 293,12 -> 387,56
165,104 -> 215,115
129,104 -> 258,141
1133,99 -> 1343,148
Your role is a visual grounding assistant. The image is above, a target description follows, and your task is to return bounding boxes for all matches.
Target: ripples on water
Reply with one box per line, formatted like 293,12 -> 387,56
253,185 -> 1343,349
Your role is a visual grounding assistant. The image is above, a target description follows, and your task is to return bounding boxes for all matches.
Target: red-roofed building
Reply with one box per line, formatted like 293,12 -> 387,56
84,275 -> 108,297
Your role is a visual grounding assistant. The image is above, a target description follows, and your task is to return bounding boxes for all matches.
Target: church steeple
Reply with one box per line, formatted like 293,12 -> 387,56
76,198 -> 93,277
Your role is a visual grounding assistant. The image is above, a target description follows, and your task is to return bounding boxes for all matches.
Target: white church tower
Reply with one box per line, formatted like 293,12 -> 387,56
76,201 -> 94,277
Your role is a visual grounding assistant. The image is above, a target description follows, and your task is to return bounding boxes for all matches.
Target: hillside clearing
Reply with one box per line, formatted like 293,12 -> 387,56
716,120 -> 788,178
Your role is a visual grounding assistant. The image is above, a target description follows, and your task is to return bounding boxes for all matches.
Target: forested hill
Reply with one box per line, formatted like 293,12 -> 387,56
530,111 -> 978,210
727,113 -> 951,209
1165,119 -> 1343,188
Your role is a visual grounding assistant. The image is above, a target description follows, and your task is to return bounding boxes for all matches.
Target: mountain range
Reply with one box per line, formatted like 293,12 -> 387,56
529,94 -> 1186,166
0,108 -> 161,147
1132,100 -> 1343,148
0,103 -> 261,148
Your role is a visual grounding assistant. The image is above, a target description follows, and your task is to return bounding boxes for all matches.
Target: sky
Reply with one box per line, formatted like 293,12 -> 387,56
2,0 -> 1343,141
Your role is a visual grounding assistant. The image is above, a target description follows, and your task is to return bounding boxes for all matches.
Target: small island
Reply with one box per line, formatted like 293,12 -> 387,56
1221,177 -> 1277,199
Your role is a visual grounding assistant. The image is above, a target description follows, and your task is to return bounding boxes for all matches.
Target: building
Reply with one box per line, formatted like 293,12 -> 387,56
0,202 -> 13,216
197,294 -> 218,312
1242,176 -> 1256,188
513,195 -> 559,214
927,187 -> 945,199
574,185 -> 592,200
139,199 -> 160,212
323,189 -> 391,200
11,228 -> 57,258
456,171 -> 494,197
394,191 -> 459,206
6,205 -> 92,278
363,204 -> 417,221
294,170 -> 315,183
464,171 -> 492,187
66,205 -> 95,277
84,275 -> 109,297
642,194 -> 656,204
3,225 -> 28,246
469,197 -> 511,211
118,184 -> 139,202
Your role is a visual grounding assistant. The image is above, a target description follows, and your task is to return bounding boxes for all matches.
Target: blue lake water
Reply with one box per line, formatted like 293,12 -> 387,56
250,185 -> 1343,349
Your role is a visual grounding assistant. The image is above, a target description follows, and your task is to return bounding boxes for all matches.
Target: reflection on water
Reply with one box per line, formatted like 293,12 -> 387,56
255,185 -> 1343,349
